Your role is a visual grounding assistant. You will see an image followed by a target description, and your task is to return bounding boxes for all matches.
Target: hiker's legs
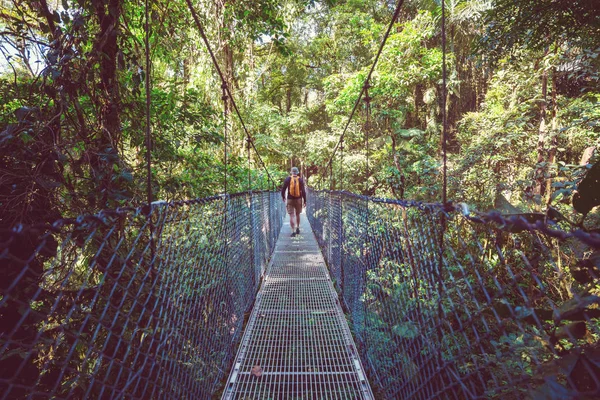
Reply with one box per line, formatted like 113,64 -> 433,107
286,200 -> 296,231
287,198 -> 303,233
293,202 -> 302,234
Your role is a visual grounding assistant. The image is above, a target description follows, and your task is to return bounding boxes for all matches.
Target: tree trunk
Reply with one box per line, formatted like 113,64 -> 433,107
87,0 -> 122,209
224,42 -> 234,88
95,0 -> 121,142
216,0 -> 239,153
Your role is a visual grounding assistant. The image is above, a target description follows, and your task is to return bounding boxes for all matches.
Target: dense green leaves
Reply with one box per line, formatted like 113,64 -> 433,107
1,1 -> 599,397
1,0 -> 598,220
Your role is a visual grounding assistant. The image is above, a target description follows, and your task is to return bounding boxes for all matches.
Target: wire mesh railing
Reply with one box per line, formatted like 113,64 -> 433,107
0,191 -> 284,399
307,188 -> 600,399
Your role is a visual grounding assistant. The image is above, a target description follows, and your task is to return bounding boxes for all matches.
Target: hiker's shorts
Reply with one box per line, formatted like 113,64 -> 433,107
286,198 -> 303,216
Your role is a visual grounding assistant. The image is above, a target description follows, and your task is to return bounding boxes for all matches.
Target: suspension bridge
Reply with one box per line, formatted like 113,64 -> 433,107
2,0 -> 600,398
2,189 -> 599,399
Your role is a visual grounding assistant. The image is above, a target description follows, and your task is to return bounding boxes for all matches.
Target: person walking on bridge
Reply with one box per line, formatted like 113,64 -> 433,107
281,167 -> 306,237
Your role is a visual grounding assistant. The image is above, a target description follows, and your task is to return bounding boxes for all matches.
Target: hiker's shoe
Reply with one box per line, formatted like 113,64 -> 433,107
296,228 -> 300,235
291,232 -> 297,237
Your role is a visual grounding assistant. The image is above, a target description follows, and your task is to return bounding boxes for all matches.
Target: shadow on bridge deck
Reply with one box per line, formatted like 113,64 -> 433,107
222,215 -> 374,399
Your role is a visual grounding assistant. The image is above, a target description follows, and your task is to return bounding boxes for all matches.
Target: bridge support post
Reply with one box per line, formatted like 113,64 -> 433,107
328,191 -> 333,267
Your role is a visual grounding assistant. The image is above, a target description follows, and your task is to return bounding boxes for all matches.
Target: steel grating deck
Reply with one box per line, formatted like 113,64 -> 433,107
222,217 -> 373,399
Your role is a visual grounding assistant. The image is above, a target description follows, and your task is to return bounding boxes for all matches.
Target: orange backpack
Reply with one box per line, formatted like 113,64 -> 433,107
290,176 -> 301,197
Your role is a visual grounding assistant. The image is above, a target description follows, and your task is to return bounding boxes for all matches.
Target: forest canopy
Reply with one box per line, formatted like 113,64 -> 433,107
1,2 -> 600,398
1,0 -> 599,227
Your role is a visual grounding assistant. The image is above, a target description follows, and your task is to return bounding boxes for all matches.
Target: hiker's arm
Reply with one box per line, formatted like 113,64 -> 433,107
302,179 -> 307,205
281,177 -> 289,201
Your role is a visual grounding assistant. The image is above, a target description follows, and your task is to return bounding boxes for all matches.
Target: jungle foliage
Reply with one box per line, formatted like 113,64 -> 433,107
1,0 -> 599,220
1,0 -> 600,397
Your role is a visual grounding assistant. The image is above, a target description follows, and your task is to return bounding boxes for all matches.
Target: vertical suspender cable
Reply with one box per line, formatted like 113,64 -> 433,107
329,163 -> 333,191
328,163 -> 333,266
144,0 -> 152,207
247,139 -> 255,290
441,1 -> 448,205
222,83 -> 228,194
221,83 -> 230,311
144,0 -> 156,272
364,82 -> 371,196
339,136 -> 345,294
364,82 -> 371,273
340,138 -> 344,191
247,138 -> 251,192
437,0 -> 448,375
440,0 -> 448,250
143,0 -> 160,356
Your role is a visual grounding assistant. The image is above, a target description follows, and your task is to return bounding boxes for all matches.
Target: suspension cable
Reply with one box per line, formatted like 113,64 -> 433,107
183,0 -> 276,190
317,0 -> 406,188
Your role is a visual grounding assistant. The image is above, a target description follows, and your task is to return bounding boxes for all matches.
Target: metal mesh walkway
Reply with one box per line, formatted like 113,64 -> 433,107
222,216 -> 374,399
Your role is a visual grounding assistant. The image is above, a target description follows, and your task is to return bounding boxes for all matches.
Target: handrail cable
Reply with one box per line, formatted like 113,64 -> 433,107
183,0 -> 276,190
316,0 -> 406,188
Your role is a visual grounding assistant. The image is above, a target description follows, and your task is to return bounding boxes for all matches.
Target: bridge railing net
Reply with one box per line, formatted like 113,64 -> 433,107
307,188 -> 600,399
0,191 -> 284,399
